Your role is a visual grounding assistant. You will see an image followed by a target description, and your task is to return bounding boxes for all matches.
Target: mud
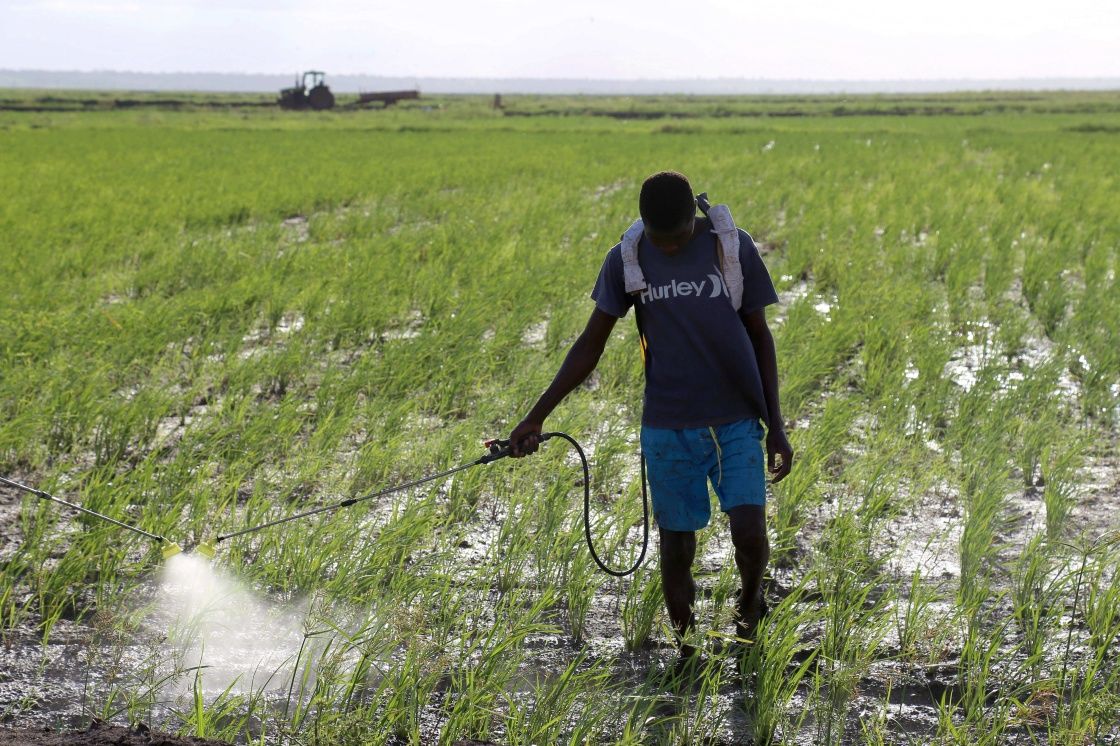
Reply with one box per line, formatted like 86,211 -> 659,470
0,721 -> 495,745
0,720 -> 232,745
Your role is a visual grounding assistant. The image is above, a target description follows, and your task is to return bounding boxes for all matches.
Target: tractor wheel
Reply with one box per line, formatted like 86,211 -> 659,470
308,86 -> 335,111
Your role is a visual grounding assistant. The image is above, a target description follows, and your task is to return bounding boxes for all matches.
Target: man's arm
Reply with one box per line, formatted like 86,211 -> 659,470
508,307 -> 618,457
742,308 -> 794,482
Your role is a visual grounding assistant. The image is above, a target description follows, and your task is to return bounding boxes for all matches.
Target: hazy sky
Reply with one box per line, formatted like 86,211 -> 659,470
3,0 -> 1118,80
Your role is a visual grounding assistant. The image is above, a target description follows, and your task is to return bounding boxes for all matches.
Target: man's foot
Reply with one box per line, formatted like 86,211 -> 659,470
735,589 -> 769,643
664,644 -> 702,689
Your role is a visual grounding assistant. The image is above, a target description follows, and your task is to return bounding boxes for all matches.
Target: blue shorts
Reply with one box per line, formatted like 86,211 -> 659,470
640,418 -> 766,532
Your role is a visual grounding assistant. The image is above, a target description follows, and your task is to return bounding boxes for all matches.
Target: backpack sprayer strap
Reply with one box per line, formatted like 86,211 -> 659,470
620,192 -> 743,310
697,193 -> 743,311
620,221 -> 647,294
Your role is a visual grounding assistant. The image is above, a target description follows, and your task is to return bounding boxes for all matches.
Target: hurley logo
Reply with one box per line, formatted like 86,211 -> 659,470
638,268 -> 729,305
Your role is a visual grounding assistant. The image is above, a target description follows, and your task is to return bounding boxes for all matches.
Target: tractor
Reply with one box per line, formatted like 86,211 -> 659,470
278,71 -> 335,111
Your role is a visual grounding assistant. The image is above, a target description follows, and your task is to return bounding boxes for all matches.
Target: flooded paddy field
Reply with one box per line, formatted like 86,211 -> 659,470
1,91 -> 1119,744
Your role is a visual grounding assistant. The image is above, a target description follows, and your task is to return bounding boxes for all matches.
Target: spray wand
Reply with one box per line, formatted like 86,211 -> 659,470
2,432 -> 650,575
205,432 -> 650,577
207,436 -> 514,548
0,475 -> 184,559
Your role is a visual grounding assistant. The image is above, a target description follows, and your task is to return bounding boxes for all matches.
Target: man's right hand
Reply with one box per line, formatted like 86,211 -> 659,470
508,419 -> 543,458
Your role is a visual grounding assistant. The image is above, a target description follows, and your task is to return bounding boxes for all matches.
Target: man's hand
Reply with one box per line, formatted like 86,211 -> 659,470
766,427 -> 793,482
509,419 -> 543,458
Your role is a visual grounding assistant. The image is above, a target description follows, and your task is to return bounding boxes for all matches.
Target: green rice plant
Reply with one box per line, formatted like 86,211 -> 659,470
174,668 -> 248,741
286,628 -> 349,734
957,463 -> 1009,609
370,638 -> 448,744
933,598 -> 1023,743
768,394 -> 855,568
857,679 -> 891,746
1008,361 -> 1065,486
1010,535 -> 1068,677
561,547 -> 601,645
1047,641 -> 1120,745
793,482 -> 896,743
1021,242 -> 1071,338
739,583 -> 817,746
895,567 -> 941,661
655,654 -> 730,744
1083,554 -> 1120,660
492,500 -> 537,595
440,588 -> 556,743
619,567 -> 662,652
958,608 -> 1011,721
502,652 -> 610,745
1040,442 -> 1082,542
813,546 -> 892,742
935,689 -> 1015,746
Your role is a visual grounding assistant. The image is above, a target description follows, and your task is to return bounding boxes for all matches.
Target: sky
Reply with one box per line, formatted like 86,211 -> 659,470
2,0 -> 1119,81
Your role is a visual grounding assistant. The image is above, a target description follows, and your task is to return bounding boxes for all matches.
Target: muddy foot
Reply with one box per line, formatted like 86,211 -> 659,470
735,589 -> 769,643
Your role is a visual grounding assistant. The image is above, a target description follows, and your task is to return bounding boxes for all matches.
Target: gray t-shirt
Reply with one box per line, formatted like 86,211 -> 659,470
591,220 -> 779,429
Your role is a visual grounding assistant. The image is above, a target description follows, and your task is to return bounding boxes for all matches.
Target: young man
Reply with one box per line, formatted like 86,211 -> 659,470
508,171 -> 793,662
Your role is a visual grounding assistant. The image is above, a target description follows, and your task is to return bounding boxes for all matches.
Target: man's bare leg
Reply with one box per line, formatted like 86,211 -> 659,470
728,505 -> 769,638
659,527 -> 698,657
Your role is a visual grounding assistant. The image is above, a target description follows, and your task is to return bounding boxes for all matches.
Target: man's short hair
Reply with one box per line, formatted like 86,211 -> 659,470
639,171 -> 695,232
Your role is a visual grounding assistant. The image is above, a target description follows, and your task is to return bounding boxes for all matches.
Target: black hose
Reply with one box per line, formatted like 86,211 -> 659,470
541,431 -> 649,578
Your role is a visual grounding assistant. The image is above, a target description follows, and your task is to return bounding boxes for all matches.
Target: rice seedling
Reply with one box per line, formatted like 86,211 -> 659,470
1010,535 -> 1065,674
895,566 -> 941,662
619,568 -> 663,652
737,585 -> 817,744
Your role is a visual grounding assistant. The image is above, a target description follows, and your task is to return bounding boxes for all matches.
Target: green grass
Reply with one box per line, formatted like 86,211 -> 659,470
1,90 -> 1118,744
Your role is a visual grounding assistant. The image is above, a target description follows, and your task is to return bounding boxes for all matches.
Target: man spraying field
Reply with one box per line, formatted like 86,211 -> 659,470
509,170 -> 793,668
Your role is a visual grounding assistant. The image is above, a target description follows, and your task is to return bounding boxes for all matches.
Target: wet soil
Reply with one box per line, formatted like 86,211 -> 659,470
0,720 -> 231,745
0,723 -> 497,746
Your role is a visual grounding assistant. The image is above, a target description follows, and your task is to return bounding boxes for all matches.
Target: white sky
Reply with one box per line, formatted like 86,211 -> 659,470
2,0 -> 1118,80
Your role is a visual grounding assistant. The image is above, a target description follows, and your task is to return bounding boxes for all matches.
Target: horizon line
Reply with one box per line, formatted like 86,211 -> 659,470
5,68 -> 1120,83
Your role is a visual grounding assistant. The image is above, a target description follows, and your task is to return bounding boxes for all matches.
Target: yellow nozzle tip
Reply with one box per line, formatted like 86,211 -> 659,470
161,541 -> 182,560
195,542 -> 216,559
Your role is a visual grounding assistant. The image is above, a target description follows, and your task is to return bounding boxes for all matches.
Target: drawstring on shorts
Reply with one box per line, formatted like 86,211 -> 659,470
708,426 -> 723,486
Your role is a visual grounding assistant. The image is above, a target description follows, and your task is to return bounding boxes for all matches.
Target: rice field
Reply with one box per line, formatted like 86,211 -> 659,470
1,90 -> 1118,745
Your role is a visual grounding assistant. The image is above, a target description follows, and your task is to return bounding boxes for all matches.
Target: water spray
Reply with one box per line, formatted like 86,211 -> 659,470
0,475 -> 183,559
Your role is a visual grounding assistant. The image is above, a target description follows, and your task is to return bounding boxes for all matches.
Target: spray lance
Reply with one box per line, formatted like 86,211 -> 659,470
1,432 -> 649,575
202,431 -> 650,577
0,475 -> 187,560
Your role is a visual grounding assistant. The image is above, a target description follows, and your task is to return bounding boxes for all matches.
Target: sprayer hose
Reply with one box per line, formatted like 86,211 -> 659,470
542,431 -> 649,578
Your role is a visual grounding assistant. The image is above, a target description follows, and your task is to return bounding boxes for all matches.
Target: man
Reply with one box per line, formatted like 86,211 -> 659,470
508,171 -> 792,665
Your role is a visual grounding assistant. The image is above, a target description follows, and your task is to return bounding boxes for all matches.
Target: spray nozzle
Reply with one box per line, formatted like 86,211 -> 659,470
195,541 -> 216,559
160,540 -> 183,560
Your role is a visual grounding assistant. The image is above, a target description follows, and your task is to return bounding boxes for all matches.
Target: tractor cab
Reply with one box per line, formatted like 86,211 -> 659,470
278,70 -> 336,111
